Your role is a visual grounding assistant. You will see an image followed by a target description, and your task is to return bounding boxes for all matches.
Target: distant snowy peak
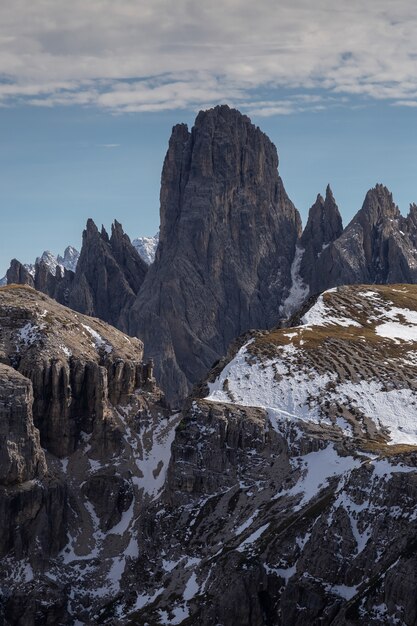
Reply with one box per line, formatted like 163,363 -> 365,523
132,233 -> 159,265
36,247 -> 80,276
58,246 -> 79,272
1,246 -> 80,286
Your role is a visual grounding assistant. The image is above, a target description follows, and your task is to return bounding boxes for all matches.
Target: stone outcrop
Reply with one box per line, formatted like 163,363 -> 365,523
299,185 -> 343,292
0,364 -> 46,485
308,184 -> 417,294
6,259 -> 34,288
129,105 -> 301,404
68,219 -> 148,331
0,363 -> 66,571
0,285 -> 150,457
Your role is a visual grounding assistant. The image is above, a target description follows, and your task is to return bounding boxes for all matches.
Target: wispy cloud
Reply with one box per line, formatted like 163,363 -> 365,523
1,1 -> 417,114
97,143 -> 120,148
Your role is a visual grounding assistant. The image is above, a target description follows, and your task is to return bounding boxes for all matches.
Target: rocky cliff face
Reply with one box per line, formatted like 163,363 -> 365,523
129,105 -> 302,404
0,284 -> 170,625
305,184 -> 417,294
6,220 -> 148,332
69,219 -> 148,331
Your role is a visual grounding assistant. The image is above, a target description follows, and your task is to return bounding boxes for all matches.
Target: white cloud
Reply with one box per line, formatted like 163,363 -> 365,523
1,0 -> 417,114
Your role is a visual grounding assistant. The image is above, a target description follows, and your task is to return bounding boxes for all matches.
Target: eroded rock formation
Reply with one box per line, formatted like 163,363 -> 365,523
129,104 -> 302,403
0,284 -> 169,625
306,184 -> 417,294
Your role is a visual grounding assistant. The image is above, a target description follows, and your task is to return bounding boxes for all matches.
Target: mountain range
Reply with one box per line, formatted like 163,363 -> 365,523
6,106 -> 417,406
2,104 -> 417,625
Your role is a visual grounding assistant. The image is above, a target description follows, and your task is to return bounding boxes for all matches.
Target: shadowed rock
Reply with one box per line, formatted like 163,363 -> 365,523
129,105 -> 301,404
300,185 -> 343,292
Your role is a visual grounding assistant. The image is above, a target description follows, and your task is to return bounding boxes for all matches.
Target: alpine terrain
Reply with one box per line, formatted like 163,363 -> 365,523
2,105 -> 417,625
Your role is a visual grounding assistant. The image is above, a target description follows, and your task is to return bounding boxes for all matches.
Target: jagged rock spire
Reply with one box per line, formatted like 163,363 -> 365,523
68,219 -> 147,330
129,104 -> 302,404
299,185 -> 343,290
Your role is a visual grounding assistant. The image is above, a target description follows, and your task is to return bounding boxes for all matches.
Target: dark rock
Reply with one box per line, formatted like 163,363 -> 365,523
313,184 -> 417,293
68,219 -> 148,331
6,260 -> 34,288
82,472 -> 133,532
300,185 -> 343,292
129,105 -> 301,404
2,580 -> 70,625
0,364 -> 46,486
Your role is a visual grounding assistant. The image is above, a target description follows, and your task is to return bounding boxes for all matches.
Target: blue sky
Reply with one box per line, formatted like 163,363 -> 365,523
1,1 -> 417,274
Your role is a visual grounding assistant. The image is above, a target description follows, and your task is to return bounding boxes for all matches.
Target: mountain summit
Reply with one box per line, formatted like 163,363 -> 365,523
128,105 -> 302,403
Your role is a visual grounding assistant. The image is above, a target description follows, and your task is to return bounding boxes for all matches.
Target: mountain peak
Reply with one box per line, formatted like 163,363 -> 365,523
131,105 -> 301,403
358,184 -> 399,224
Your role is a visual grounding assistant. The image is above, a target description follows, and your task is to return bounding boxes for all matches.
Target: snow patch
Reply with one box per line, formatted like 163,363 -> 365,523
81,324 -> 112,353
279,245 -> 309,318
301,292 -> 361,328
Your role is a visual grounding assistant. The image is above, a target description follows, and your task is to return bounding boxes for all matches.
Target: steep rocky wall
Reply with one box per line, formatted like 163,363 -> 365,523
129,105 -> 301,404
306,184 -> 417,294
0,363 -> 66,565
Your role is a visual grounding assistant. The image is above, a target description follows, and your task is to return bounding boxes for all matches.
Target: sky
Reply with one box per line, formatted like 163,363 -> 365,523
1,0 -> 417,274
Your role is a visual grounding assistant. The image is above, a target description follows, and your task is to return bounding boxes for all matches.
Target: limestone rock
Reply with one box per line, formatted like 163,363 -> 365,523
6,259 -> 34,288
300,185 -> 343,292
0,285 -> 147,457
0,363 -> 46,485
68,218 -> 148,331
312,184 -> 417,293
129,105 -> 301,404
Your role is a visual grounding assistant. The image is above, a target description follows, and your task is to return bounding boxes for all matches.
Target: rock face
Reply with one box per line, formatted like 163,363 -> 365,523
299,185 -> 343,292
0,361 -> 67,624
6,220 -> 148,332
129,105 -> 302,403
69,219 -> 148,331
0,285 -> 150,457
307,184 -> 417,294
6,258 -> 35,287
0,364 -> 46,485
0,284 -> 169,625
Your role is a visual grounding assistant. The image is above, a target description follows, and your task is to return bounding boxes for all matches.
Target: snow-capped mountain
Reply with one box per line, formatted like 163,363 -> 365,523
1,246 -> 80,286
36,247 -> 80,276
57,245 -> 79,273
132,233 -> 159,265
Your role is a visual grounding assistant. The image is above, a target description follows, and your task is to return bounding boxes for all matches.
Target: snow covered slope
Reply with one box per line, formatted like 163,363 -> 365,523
207,284 -> 417,447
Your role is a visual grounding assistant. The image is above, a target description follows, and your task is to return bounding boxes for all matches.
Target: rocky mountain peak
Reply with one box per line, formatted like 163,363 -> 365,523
130,105 -> 301,403
84,217 -> 99,237
67,218 -> 147,331
299,185 -> 343,292
301,185 -> 343,253
357,183 -> 400,227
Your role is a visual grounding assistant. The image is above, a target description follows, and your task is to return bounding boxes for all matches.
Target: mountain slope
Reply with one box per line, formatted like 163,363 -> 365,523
207,284 -> 417,446
122,284 -> 417,625
2,284 -> 417,624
